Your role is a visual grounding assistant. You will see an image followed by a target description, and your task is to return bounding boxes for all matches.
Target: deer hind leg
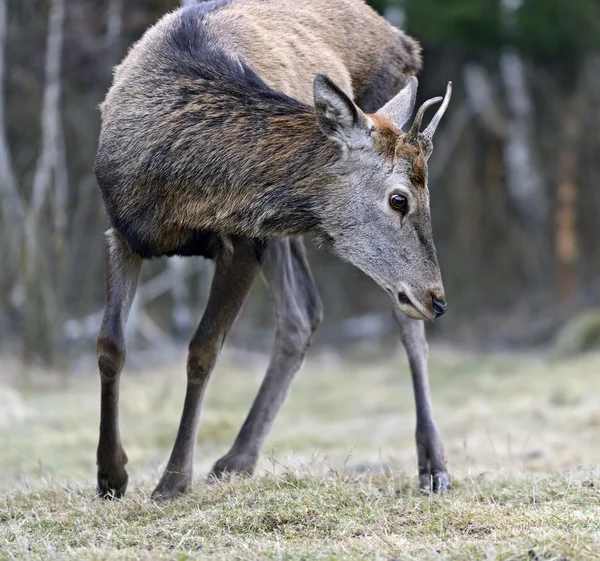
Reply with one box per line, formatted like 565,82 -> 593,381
209,238 -> 323,479
96,229 -> 143,499
151,236 -> 264,500
393,310 -> 449,492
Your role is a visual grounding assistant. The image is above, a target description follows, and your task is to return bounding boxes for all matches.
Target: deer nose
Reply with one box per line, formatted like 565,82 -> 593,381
432,296 -> 447,318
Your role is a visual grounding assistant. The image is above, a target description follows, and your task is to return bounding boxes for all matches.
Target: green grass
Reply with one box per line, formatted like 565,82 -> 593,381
1,350 -> 600,559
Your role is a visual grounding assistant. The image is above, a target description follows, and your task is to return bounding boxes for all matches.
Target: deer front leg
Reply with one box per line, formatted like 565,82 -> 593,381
209,238 -> 323,479
96,229 -> 143,499
151,237 -> 263,500
393,309 -> 449,492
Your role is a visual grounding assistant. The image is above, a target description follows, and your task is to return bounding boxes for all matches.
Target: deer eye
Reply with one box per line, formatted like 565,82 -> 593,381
389,193 -> 408,213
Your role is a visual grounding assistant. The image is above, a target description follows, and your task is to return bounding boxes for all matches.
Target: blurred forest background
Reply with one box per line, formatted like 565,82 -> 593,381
1,0 -> 600,367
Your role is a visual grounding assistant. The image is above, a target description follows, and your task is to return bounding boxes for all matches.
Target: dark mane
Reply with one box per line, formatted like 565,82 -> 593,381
164,3 -> 297,109
95,6 -> 339,260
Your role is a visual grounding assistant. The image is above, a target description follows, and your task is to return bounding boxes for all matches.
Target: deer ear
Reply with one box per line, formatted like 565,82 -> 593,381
313,74 -> 370,148
376,76 -> 418,130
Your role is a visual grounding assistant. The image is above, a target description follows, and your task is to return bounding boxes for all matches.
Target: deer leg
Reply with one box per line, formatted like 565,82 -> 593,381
96,229 -> 143,499
393,310 -> 449,492
152,237 -> 263,500
209,238 -> 323,479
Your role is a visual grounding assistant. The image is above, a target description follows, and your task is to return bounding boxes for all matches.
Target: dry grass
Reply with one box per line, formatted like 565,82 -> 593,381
1,348 -> 600,559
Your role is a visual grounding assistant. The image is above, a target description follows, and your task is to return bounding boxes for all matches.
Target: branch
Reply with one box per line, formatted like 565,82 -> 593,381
29,0 -> 65,222
62,263 -> 201,340
52,104 -> 68,242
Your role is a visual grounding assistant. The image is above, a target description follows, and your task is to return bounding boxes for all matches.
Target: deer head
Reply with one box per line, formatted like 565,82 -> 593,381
313,74 -> 451,320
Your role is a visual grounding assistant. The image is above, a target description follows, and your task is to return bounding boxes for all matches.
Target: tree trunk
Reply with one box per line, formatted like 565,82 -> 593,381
0,0 -> 24,346
22,0 -> 66,364
555,91 -> 583,303
499,0 -> 548,287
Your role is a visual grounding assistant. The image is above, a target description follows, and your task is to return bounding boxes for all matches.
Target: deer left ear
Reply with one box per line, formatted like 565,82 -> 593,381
376,76 -> 418,130
313,74 -> 370,148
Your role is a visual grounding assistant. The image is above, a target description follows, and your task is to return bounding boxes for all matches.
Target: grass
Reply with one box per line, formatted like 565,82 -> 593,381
1,348 -> 600,559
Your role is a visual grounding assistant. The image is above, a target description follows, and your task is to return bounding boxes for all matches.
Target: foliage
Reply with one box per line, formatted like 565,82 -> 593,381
369,0 -> 600,58
403,0 -> 503,51
554,309 -> 600,356
517,0 -> 600,57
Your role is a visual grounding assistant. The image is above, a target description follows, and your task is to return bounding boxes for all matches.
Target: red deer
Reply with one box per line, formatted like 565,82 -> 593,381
94,0 -> 452,500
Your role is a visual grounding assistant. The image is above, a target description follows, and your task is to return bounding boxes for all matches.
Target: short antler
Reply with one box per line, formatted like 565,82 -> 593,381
422,81 -> 452,141
406,81 -> 452,143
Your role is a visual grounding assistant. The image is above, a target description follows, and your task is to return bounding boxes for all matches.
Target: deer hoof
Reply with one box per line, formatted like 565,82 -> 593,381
151,471 -> 192,501
207,452 -> 257,482
96,471 -> 128,499
419,471 -> 450,493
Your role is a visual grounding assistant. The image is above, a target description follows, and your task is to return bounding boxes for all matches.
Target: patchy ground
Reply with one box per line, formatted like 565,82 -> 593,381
1,349 -> 599,559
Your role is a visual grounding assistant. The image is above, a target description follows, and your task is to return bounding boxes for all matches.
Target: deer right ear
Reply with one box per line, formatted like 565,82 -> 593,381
313,74 -> 370,148
376,76 -> 418,130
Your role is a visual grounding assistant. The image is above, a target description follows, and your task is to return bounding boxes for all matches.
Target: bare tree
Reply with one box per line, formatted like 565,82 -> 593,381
458,0 -> 549,288
21,0 -> 67,363
554,64 -> 590,303
499,0 -> 546,222
0,0 -> 24,340
2,0 -> 599,363
0,0 -> 21,221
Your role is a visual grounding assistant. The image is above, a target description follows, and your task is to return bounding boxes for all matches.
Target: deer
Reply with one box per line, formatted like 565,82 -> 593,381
94,0 -> 452,500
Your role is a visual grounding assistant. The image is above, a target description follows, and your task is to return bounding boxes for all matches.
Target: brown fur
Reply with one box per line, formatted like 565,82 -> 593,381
111,0 -> 421,108
368,115 -> 428,185
94,0 -> 449,501
96,0 -> 424,259
369,114 -> 402,161
202,0 -> 422,104
396,141 -> 428,187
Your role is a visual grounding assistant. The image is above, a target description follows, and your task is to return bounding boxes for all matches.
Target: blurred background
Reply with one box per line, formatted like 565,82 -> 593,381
1,0 -> 600,367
